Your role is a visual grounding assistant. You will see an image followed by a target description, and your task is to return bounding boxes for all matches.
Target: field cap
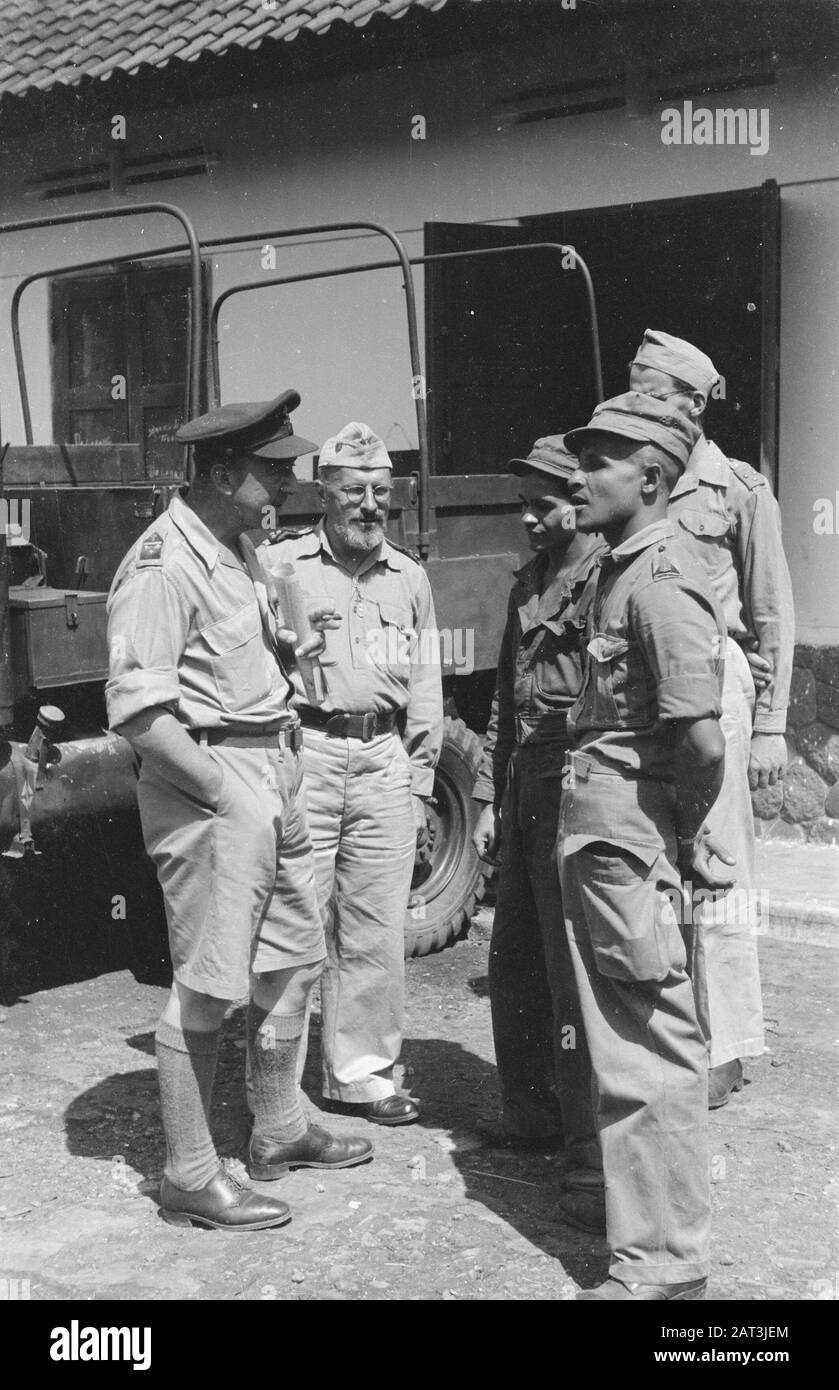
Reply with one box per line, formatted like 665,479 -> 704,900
509,434 -> 576,481
632,328 -> 719,395
563,391 -> 699,468
176,389 -> 317,459
319,422 -> 392,471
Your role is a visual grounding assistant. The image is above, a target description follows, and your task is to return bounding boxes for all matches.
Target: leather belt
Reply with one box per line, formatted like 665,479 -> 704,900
296,706 -> 398,742
189,723 -> 303,751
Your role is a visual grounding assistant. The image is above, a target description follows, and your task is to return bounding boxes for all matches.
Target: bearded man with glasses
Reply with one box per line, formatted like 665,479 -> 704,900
258,422 -> 443,1135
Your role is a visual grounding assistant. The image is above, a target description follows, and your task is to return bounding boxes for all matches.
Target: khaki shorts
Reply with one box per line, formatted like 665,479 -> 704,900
138,741 -> 325,999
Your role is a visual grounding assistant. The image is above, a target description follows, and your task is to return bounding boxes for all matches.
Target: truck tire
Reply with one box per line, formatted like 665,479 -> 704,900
404,715 -> 489,958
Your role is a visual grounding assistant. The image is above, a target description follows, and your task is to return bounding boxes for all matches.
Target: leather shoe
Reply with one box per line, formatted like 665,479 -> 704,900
248,1123 -> 374,1181
577,1276 -> 707,1301
363,1095 -> 421,1126
556,1187 -> 607,1236
159,1167 -> 291,1231
331,1094 -> 421,1126
709,1058 -> 744,1109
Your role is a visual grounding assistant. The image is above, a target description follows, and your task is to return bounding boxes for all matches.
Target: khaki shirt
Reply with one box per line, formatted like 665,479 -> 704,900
106,493 -> 292,731
261,522 -> 443,797
568,518 -> 726,782
668,437 -> 794,734
473,536 -> 606,806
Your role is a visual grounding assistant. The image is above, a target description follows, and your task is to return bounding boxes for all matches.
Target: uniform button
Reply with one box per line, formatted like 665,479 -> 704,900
699,523 -> 705,532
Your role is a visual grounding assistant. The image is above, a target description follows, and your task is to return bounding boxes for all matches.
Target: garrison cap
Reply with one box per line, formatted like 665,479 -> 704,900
175,388 -> 317,459
509,434 -> 576,482
632,328 -> 719,395
563,391 -> 699,469
318,421 -> 392,471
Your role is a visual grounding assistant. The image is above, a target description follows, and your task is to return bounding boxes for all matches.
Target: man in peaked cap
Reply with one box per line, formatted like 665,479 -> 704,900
630,330 -> 795,1108
106,391 -> 372,1232
556,392 -> 730,1300
259,421 -> 443,1133
471,435 -> 604,1192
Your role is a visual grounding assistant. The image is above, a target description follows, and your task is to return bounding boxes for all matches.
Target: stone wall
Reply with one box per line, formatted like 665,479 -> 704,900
753,645 -> 839,845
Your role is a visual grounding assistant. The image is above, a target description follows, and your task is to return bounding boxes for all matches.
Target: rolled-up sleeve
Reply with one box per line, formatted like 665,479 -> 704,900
404,570 -> 444,797
632,578 -> 724,722
738,486 -> 794,734
106,568 -> 189,730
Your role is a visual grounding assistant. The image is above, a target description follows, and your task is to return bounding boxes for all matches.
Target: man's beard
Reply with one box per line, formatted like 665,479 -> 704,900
333,516 -> 385,555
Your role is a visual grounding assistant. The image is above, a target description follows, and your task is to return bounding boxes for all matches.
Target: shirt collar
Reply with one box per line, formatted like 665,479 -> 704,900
515,536 -> 606,628
671,434 -> 728,498
607,518 -> 675,565
169,492 -> 220,571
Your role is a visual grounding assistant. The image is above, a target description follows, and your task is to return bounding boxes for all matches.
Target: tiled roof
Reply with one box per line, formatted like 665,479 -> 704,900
0,0 -> 479,99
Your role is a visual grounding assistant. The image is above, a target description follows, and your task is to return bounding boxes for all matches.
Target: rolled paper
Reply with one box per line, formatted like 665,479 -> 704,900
263,556 -> 326,706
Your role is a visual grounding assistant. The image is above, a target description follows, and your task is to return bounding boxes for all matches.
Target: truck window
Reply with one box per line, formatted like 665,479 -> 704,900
50,258 -> 208,480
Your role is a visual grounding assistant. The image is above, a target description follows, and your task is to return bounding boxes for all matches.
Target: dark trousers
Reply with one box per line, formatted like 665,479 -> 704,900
488,741 -> 600,1174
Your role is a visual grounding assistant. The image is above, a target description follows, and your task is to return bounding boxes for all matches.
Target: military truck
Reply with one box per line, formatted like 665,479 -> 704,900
0,183 -> 777,991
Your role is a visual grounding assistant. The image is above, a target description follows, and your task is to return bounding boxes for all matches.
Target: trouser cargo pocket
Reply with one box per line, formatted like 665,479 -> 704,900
576,842 -> 684,984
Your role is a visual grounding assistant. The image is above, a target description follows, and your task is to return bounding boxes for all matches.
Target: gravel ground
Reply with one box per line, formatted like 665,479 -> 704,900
0,925 -> 836,1302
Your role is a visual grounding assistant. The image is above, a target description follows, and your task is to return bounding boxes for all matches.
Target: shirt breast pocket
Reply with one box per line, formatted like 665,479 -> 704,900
585,632 -> 649,724
586,632 -> 629,721
529,625 -> 573,697
676,507 -> 730,572
202,603 -> 269,708
365,600 -> 415,676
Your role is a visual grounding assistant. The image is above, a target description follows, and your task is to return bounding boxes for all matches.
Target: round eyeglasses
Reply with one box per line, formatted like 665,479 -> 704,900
338,485 -> 393,504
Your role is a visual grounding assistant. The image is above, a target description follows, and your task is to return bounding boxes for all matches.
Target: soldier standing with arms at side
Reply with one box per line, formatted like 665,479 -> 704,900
106,392 -> 372,1231
471,436 -> 604,1191
260,423 -> 443,1128
630,330 -> 794,1106
558,393 -> 730,1301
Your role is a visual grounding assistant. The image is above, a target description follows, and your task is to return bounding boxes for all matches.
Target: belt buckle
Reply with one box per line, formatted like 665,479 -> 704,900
360,712 -> 376,743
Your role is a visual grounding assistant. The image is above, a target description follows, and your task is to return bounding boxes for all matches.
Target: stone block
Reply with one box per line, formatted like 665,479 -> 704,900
810,816 -> 839,846
764,819 -> 807,843
817,680 -> 839,731
751,783 -> 784,819
787,667 -> 817,728
780,756 -> 827,823
793,645 -> 819,670
795,721 -> 839,784
813,646 -> 839,690
826,783 -> 839,819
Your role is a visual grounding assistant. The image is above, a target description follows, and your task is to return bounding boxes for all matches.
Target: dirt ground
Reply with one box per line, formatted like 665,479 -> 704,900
0,922 -> 837,1303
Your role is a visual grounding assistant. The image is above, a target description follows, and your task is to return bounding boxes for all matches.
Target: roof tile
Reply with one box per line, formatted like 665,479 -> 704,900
0,0 -> 480,99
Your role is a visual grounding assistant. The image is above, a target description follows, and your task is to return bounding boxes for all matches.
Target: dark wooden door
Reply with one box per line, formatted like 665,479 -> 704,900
425,182 -> 780,483
424,221 -> 589,475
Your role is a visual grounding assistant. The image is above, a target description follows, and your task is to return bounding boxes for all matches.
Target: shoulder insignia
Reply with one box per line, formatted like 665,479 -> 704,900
651,545 -> 682,581
386,538 -> 422,565
260,524 -> 315,547
136,531 -> 164,567
728,459 -> 767,491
